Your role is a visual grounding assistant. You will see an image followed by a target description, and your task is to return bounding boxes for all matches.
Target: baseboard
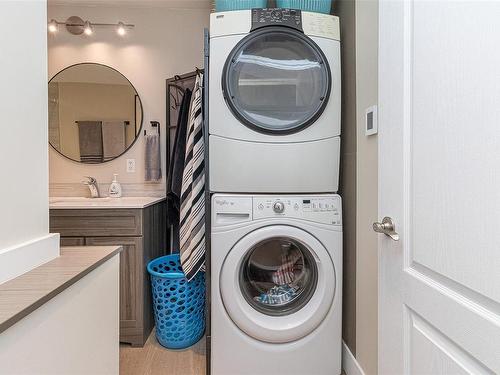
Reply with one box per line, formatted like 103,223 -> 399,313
342,340 -> 366,375
0,233 -> 60,284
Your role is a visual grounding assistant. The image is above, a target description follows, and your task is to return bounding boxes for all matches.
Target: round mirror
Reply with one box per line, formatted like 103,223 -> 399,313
48,63 -> 143,163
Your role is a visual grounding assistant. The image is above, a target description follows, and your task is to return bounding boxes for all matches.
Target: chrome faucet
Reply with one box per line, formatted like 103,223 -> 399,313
83,176 -> 100,198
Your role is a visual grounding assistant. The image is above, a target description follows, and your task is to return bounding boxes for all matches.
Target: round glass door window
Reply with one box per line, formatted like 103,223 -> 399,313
223,27 -> 331,134
239,237 -> 318,316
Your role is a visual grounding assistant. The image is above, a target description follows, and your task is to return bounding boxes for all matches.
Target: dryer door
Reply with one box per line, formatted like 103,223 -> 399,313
219,225 -> 336,343
222,27 -> 331,135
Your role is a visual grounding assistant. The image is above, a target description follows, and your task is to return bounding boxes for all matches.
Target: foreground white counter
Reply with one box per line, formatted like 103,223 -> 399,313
0,246 -> 122,375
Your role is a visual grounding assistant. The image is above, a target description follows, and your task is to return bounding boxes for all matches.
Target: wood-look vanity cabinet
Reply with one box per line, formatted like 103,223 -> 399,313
49,201 -> 167,347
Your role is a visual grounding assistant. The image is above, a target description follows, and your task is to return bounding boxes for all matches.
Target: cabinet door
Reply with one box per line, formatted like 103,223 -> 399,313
85,237 -> 143,331
50,209 -> 142,237
60,237 -> 85,247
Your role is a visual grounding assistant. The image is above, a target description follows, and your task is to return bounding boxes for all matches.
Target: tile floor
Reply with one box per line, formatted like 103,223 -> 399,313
120,331 -> 345,375
120,331 -> 206,375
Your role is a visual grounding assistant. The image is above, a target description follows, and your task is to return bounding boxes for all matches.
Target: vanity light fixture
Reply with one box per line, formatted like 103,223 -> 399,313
47,16 -> 134,36
48,19 -> 58,33
83,21 -> 93,35
117,22 -> 126,36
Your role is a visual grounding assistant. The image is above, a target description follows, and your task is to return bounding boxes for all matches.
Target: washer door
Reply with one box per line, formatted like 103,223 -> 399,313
220,225 -> 336,343
222,27 -> 331,135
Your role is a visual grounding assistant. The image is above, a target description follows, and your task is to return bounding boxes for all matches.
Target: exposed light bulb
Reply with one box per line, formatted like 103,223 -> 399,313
117,22 -> 126,36
83,21 -> 93,35
48,19 -> 58,33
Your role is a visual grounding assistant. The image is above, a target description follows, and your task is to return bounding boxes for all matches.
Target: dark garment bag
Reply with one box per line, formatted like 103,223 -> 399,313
167,88 -> 193,251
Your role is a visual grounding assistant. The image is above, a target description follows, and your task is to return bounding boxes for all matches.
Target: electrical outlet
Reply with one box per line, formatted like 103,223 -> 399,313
126,159 -> 136,173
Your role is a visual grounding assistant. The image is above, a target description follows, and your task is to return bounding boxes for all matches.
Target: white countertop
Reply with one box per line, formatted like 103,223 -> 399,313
49,196 -> 166,209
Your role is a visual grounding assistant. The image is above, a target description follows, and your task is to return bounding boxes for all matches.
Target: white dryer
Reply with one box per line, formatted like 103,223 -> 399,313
211,194 -> 342,375
209,9 -> 341,193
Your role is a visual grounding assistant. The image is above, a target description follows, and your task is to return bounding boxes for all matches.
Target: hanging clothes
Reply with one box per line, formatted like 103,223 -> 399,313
167,88 -> 192,250
179,73 -> 205,281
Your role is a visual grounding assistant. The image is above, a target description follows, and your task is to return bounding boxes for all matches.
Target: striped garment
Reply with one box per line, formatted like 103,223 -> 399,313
272,247 -> 304,286
179,73 -> 205,281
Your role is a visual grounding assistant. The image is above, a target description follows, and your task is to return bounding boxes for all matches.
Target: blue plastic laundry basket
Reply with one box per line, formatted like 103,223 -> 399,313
215,0 -> 267,12
147,254 -> 205,349
276,0 -> 332,14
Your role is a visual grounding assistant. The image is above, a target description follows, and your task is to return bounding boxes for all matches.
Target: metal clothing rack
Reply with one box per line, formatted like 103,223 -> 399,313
165,69 -> 203,173
165,68 -> 204,255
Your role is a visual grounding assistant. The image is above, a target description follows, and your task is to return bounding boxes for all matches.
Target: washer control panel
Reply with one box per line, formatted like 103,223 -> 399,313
253,195 -> 342,226
251,8 -> 303,31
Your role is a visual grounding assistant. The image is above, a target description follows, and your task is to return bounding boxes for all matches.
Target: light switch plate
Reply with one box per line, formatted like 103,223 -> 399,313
365,105 -> 378,136
126,159 -> 136,173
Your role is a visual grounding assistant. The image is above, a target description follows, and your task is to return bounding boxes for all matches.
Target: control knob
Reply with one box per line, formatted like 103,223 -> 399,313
273,201 -> 285,213
271,10 -> 283,20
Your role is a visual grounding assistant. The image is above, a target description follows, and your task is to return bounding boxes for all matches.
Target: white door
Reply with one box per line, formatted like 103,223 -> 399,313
378,1 -> 500,374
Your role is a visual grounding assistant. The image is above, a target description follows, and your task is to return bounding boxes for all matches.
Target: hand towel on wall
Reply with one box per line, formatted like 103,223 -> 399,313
167,88 -> 193,250
77,121 -> 103,163
102,121 -> 126,162
179,73 -> 205,281
145,130 -> 162,182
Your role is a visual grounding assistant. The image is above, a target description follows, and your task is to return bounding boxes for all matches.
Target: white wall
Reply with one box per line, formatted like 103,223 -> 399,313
355,0 -> 379,374
0,0 -> 59,283
48,4 -> 210,194
0,256 -> 120,375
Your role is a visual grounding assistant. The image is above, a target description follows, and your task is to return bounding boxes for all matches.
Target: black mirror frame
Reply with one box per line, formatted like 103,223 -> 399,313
48,62 -> 144,164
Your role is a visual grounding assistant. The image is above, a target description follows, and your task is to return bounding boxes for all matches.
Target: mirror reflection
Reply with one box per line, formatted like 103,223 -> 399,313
48,63 -> 143,163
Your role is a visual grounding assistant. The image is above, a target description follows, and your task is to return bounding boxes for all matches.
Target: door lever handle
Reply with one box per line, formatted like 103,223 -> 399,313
373,217 -> 400,241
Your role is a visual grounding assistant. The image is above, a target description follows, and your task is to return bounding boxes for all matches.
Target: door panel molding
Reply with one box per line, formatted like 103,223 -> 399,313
408,262 -> 500,323
407,308 -> 494,374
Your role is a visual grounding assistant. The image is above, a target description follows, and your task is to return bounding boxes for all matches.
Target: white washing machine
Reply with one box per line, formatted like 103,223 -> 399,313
211,194 -> 342,375
209,9 -> 341,193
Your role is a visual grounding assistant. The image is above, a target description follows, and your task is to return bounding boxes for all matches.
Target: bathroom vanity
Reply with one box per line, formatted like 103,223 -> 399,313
49,197 -> 167,347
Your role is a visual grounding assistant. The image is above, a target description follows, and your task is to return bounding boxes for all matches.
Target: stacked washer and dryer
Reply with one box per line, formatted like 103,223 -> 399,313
208,8 -> 342,375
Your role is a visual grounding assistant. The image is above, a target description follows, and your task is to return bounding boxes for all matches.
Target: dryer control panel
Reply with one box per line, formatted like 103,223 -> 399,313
253,195 -> 342,226
251,8 -> 303,31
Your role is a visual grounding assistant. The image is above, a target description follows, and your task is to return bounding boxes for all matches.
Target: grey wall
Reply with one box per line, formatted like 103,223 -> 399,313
355,0 -> 379,373
333,0 -> 357,356
334,2 -> 379,373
